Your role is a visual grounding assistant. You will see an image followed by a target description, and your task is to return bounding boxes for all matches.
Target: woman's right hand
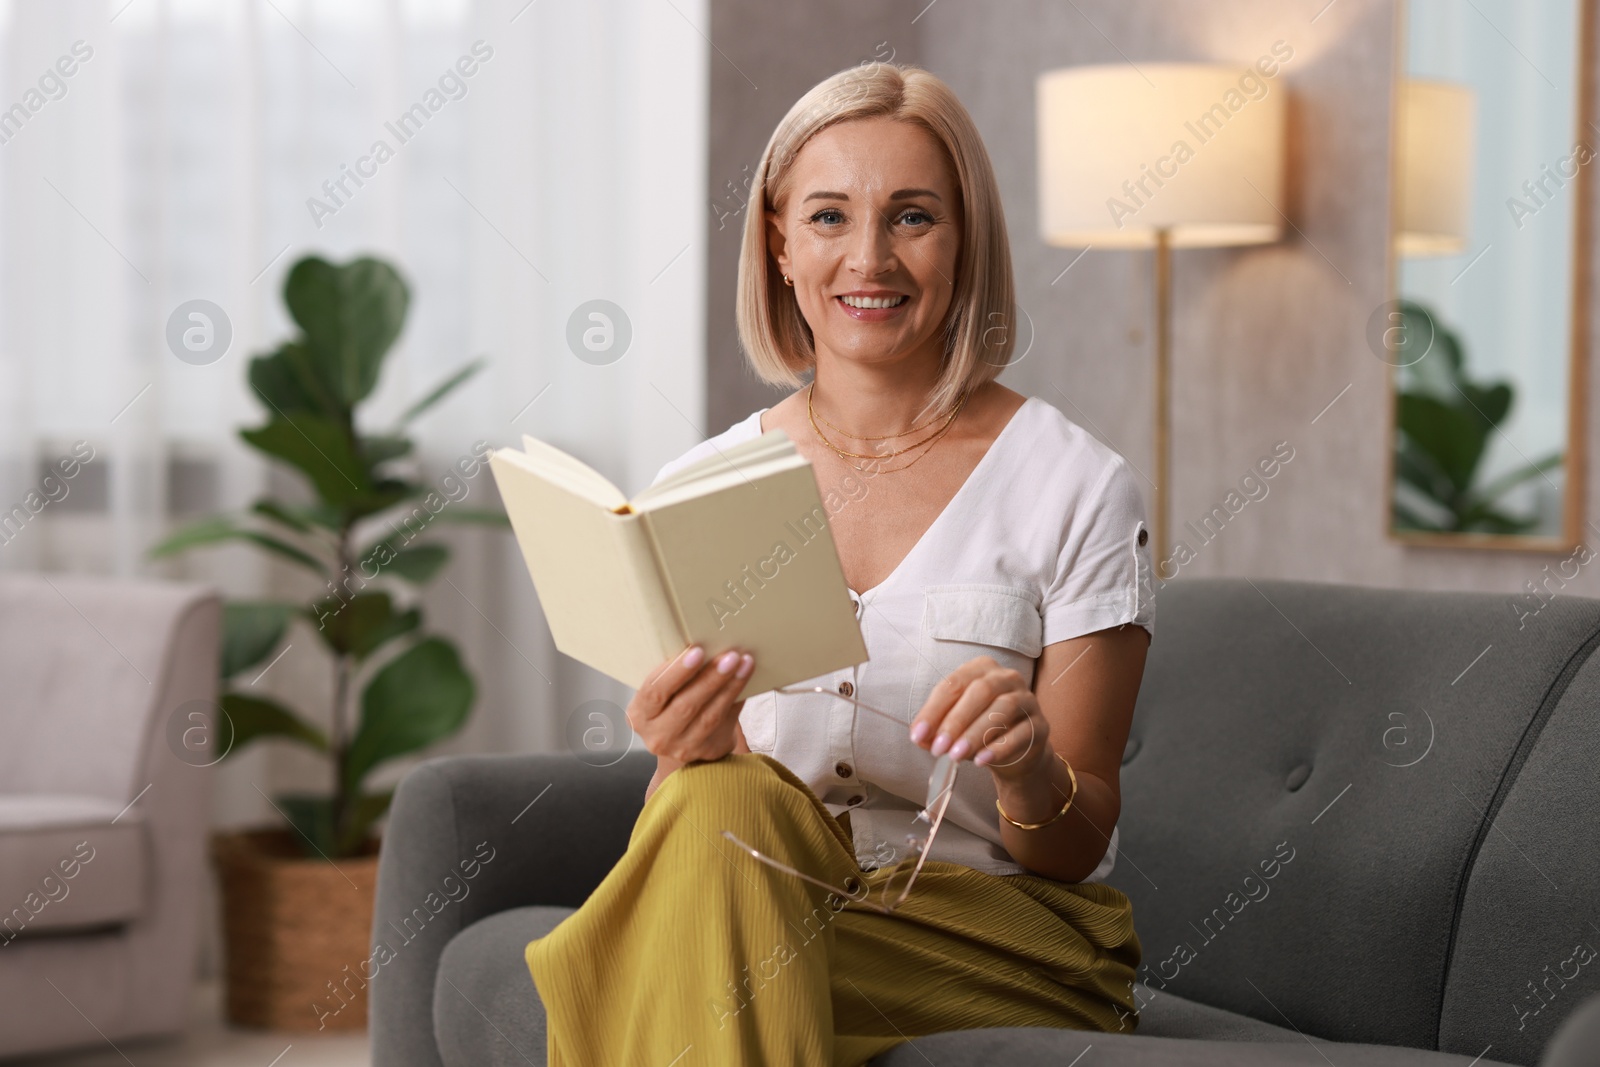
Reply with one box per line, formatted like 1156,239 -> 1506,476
628,645 -> 755,774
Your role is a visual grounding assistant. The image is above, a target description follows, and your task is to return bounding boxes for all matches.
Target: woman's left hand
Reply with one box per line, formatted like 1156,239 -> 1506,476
909,656 -> 1052,782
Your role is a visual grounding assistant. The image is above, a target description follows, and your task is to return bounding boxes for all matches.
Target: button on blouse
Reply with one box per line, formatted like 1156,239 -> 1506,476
648,396 -> 1155,882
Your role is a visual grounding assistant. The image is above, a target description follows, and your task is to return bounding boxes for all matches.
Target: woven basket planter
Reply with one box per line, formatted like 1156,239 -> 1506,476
212,829 -> 380,1032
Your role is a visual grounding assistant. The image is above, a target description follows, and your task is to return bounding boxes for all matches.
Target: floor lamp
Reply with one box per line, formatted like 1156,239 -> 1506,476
1394,80 -> 1474,258
1037,63 -> 1287,572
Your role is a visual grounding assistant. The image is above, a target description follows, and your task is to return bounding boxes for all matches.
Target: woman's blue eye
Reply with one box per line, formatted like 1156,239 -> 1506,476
808,208 -> 932,227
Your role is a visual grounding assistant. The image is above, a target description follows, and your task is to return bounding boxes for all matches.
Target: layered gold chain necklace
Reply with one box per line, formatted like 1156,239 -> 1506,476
805,381 -> 969,473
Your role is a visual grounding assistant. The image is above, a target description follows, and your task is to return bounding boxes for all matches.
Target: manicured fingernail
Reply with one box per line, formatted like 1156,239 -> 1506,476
931,733 -> 951,757
735,653 -> 754,679
683,645 -> 704,669
716,650 -> 741,674
949,738 -> 970,760
974,748 -> 994,766
909,721 -> 929,744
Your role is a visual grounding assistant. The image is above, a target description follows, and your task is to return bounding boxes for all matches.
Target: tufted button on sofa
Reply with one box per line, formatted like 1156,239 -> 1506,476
372,578 -> 1600,1067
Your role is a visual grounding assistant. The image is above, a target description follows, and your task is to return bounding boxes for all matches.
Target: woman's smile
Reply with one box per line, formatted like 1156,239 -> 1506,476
765,114 -> 962,375
835,289 -> 912,321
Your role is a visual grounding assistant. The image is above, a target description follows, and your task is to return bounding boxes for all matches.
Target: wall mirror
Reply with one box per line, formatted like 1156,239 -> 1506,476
1387,0 -> 1590,549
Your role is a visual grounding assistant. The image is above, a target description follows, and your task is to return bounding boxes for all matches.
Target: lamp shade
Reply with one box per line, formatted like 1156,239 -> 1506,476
1038,63 -> 1287,249
1394,79 -> 1475,257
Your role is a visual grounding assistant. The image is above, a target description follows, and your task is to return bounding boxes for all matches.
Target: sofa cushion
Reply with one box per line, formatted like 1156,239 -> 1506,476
1438,645 -> 1600,1065
435,906 -> 567,1067
871,1027 -> 1518,1065
434,906 -> 1386,1066
1110,579 -> 1600,1051
1129,982 -> 1298,1040
0,795 -> 145,937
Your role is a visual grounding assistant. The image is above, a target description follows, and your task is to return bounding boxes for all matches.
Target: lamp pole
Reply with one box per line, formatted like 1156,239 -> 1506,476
1153,227 -> 1172,573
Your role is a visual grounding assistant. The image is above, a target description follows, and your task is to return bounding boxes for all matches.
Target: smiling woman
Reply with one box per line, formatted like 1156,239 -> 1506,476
739,72 -> 1016,426
522,61 -> 1153,1066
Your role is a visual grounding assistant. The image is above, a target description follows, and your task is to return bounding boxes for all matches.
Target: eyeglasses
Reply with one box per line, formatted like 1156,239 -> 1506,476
720,685 -> 957,914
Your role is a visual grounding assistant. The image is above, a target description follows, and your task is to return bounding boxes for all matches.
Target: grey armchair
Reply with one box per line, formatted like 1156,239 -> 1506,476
0,573 -> 220,1061
372,578 -> 1600,1066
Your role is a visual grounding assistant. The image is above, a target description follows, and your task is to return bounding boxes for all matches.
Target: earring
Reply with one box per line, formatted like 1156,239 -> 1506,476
783,274 -> 794,287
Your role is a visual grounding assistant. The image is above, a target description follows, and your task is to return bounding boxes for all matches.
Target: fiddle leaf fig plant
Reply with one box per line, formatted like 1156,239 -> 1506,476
1391,299 -> 1564,535
152,253 -> 506,858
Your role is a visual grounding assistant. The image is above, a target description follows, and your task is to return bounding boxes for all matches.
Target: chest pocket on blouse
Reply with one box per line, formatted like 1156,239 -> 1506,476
908,585 -> 1044,714
738,691 -> 777,753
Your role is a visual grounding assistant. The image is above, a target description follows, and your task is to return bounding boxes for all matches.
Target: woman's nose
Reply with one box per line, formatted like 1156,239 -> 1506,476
846,212 -> 897,276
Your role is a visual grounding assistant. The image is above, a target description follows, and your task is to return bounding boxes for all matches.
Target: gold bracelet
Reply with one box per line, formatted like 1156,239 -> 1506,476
995,753 -> 1078,830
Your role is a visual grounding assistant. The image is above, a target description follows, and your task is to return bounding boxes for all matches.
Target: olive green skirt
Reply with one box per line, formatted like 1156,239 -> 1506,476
525,753 -> 1141,1066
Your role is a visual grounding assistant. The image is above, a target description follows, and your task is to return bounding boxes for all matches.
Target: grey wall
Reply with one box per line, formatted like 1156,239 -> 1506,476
704,2 -> 916,426
706,0 -> 1600,609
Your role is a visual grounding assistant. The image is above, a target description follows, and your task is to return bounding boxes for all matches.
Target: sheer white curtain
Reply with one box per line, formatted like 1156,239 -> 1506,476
0,0 -> 708,805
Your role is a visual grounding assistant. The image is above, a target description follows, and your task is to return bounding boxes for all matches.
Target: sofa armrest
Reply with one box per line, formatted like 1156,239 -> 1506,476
370,751 -> 654,1067
1540,990 -> 1600,1067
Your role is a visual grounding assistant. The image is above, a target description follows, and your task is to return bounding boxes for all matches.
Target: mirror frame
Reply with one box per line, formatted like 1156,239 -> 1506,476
1383,0 -> 1593,553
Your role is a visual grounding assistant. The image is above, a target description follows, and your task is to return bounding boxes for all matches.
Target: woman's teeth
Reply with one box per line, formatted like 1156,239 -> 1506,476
839,294 -> 908,309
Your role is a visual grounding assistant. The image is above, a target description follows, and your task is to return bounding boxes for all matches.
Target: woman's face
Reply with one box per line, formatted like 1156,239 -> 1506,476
766,116 -> 963,373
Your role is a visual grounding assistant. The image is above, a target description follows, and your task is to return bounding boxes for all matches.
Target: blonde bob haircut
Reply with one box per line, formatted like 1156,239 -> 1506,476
736,62 -> 1016,422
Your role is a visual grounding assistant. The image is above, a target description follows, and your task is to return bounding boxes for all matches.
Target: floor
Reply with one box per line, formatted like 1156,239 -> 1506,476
15,982 -> 369,1067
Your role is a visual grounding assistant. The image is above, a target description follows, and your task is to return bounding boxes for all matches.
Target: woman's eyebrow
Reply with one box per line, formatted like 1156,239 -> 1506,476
802,187 -> 943,203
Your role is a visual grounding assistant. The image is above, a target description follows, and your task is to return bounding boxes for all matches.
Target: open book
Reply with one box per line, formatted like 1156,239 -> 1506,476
489,429 -> 868,700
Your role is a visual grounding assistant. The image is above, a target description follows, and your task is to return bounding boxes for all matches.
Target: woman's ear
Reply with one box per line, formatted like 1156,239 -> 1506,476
765,208 -> 789,279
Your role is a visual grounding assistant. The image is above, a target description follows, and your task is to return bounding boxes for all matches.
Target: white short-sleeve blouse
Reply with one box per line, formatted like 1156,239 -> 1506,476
648,395 -> 1155,882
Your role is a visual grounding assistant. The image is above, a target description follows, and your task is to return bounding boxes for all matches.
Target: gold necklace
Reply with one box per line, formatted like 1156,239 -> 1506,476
809,402 -> 938,460
806,383 -> 966,460
809,383 -> 949,441
858,405 -> 965,473
807,384 -> 968,473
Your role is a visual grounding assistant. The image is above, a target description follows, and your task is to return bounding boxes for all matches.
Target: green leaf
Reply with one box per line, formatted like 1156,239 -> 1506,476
251,500 -> 312,534
357,540 -> 451,583
387,545 -> 450,583
274,794 -> 339,859
344,637 -> 473,791
240,532 -> 332,576
222,601 -> 297,678
1465,451 -> 1564,510
307,591 -> 421,660
1395,443 -> 1451,505
284,256 -> 409,406
1461,508 -> 1541,534
354,608 -> 421,659
148,517 -> 329,577
397,357 -> 486,426
150,516 -> 241,557
1397,300 -> 1466,400
432,508 -> 513,528
252,499 -> 341,534
338,790 -> 394,854
349,485 -> 418,524
271,791 -> 392,859
241,414 -> 373,508
220,692 -> 329,754
1456,381 -> 1513,431
1397,393 -> 1489,498
248,342 -> 345,421
361,434 -> 414,467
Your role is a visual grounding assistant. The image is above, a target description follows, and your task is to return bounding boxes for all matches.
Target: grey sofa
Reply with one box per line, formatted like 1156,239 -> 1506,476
372,578 -> 1600,1066
0,573 -> 221,1061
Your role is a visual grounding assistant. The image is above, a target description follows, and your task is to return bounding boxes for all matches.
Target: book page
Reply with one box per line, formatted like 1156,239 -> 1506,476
489,450 -> 662,684
632,428 -> 802,509
498,434 -> 629,512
